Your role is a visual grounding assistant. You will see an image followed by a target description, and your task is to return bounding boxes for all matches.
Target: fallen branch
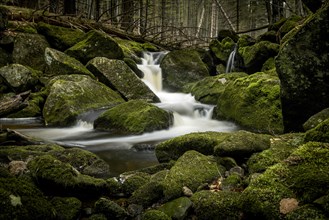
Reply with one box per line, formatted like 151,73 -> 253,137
0,91 -> 30,117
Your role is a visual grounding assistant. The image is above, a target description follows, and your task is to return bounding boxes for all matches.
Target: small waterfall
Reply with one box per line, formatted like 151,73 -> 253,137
226,44 -> 238,73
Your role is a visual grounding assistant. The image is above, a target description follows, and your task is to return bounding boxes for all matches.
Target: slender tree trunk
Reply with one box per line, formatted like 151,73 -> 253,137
196,1 -> 205,38
122,0 -> 134,31
64,0 -> 76,15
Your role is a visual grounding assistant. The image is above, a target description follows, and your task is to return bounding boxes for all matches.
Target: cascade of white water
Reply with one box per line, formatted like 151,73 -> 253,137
226,44 -> 238,73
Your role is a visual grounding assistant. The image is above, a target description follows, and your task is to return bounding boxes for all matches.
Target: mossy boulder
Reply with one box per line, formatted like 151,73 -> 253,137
129,180 -> 164,207
37,22 -> 86,51
191,190 -> 242,220
0,63 -> 40,93
160,49 -> 209,92
239,41 -> 279,74
303,108 -> 329,131
247,133 -> 304,174
157,197 -> 192,219
121,172 -> 151,195
86,57 -> 159,102
214,72 -> 283,134
183,72 -> 248,105
51,197 -> 82,220
209,37 -> 235,64
28,154 -> 110,198
65,30 -> 124,64
141,210 -> 171,220
242,141 -> 329,218
94,100 -> 173,135
285,204 -> 327,220
0,176 -> 55,219
43,74 -> 124,126
44,47 -> 95,78
94,197 -> 129,219
213,130 -> 271,161
155,131 -> 231,163
275,2 -> 329,132
12,33 -> 49,71
304,118 -> 329,143
161,150 -> 219,201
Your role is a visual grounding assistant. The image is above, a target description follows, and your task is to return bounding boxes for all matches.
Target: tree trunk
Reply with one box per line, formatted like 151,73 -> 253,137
64,0 -> 76,15
122,0 -> 134,32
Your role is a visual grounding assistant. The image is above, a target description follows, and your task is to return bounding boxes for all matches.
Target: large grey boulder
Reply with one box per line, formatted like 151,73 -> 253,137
275,2 -> 329,132
44,47 -> 94,78
160,49 -> 209,92
86,57 -> 159,102
12,33 -> 49,71
65,30 -> 124,64
0,64 -> 40,93
43,74 -> 124,126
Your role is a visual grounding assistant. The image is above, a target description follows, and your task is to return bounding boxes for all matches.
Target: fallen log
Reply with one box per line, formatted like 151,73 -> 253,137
0,90 -> 30,117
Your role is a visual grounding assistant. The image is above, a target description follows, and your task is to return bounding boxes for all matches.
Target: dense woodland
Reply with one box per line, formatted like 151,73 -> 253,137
0,0 -> 311,47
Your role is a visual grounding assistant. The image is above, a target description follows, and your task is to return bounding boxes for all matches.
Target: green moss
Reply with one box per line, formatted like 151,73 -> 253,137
37,22 -> 85,51
51,197 -> 82,220
286,204 -> 327,220
209,38 -> 235,63
94,197 -> 129,219
155,131 -> 230,163
215,72 -> 283,134
304,118 -> 329,143
129,181 -> 164,207
94,100 -> 173,135
191,190 -> 242,220
0,176 -> 55,219
161,150 -> 219,201
121,172 -> 150,195
158,197 -> 192,219
247,133 -> 304,174
222,173 -> 244,191
141,210 -> 171,220
8,21 -> 37,34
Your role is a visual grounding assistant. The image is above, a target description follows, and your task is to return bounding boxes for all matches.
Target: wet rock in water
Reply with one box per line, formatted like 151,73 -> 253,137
183,72 -> 247,105
44,47 -> 95,78
43,74 -> 124,126
191,190 -> 242,219
65,30 -> 124,64
214,71 -> 283,134
160,49 -> 209,92
275,2 -> 329,132
132,143 -> 155,151
94,100 -> 173,135
12,33 -> 49,71
161,150 -> 219,201
0,64 -> 40,93
37,22 -> 86,51
86,57 -> 159,102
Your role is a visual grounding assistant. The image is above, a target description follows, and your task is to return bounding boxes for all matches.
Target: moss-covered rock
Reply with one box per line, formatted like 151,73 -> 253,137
155,131 -> 230,163
247,133 -> 304,174
0,176 -> 55,219
239,41 -> 279,74
0,63 -> 40,93
158,197 -> 192,220
37,22 -> 86,51
44,47 -> 95,78
160,49 -> 209,92
94,197 -> 129,219
241,163 -> 295,219
285,204 -> 328,220
275,3 -> 329,132
209,37 -> 236,64
191,190 -> 242,220
237,34 -> 256,47
141,210 -> 171,220
8,21 -> 37,34
121,172 -> 151,196
124,57 -> 144,78
213,130 -> 271,161
256,30 -> 277,43
183,72 -> 247,105
86,57 -> 159,102
65,30 -> 124,64
304,118 -> 329,143
12,33 -> 49,71
129,180 -> 164,207
51,197 -> 82,220
94,100 -> 173,135
28,154 -> 110,198
161,150 -> 219,201
43,74 -> 124,126
303,108 -> 329,131
214,72 -> 283,134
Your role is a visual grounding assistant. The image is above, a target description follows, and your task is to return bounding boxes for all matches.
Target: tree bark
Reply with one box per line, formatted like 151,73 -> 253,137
0,91 -> 30,117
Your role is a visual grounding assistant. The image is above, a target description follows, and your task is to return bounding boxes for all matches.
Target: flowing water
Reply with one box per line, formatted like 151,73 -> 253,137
226,44 -> 238,73
1,51 -> 238,176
